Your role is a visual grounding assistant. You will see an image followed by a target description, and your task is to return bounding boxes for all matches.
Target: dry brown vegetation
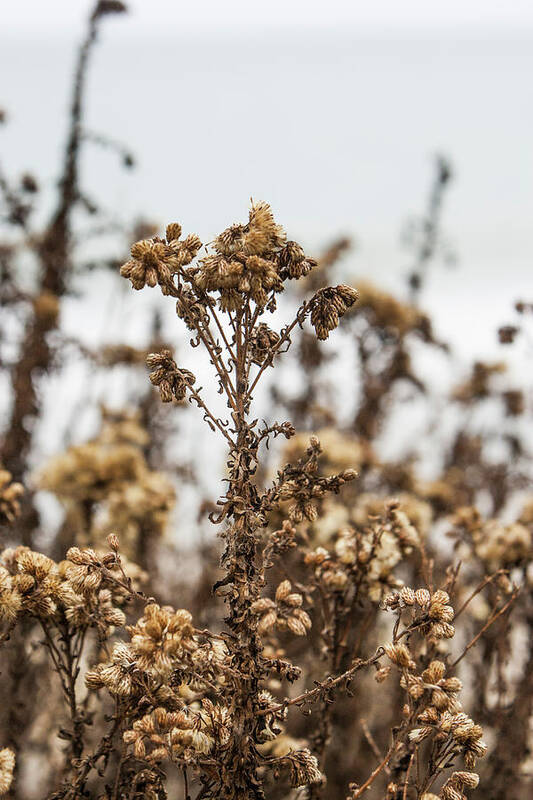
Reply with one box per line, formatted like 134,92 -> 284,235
1,3 -> 533,799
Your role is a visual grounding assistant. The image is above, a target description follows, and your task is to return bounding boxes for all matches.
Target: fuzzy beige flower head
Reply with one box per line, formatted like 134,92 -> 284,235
309,284 -> 359,339
120,227 -> 201,293
0,748 -> 15,795
284,748 -> 323,787
121,238 -> 173,291
86,641 -> 140,697
196,250 -> 283,309
194,201 -> 316,311
213,201 -> 286,258
128,603 -> 196,674
146,351 -> 196,403
0,566 -> 22,625
8,548 -> 60,618
66,546 -> 107,594
0,468 -> 24,524
251,580 -> 311,638
249,323 -> 281,366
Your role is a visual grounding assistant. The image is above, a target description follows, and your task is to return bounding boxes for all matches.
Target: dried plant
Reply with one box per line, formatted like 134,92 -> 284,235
1,6 -> 533,800
1,197 -> 526,800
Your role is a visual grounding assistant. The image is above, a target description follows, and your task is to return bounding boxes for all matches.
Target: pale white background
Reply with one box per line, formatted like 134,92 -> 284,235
2,0 -> 531,349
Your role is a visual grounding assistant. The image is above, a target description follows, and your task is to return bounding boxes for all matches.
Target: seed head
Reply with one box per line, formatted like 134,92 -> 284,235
310,285 -> 358,339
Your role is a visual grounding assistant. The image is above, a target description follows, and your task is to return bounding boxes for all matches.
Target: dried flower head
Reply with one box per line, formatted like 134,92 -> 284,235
252,580 -> 311,638
249,323 -> 281,366
310,284 -> 359,339
0,468 -> 24,524
146,350 -> 196,403
0,749 -> 15,795
285,748 -> 323,787
120,226 -> 201,294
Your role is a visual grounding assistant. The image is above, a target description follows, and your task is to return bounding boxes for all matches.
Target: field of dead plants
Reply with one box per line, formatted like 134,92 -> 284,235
1,3 -> 532,800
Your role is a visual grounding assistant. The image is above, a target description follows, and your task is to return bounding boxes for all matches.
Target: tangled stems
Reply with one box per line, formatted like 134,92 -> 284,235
2,199 -> 519,800
120,201 -> 358,797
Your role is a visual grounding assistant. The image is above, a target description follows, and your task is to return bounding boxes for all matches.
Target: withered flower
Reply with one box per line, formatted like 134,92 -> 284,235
120,227 -> 201,293
310,284 -> 358,339
0,748 -> 15,795
252,580 -> 311,637
285,748 -> 323,787
0,468 -> 24,524
278,240 -> 316,280
128,603 -> 196,673
0,568 -> 22,624
120,238 -> 174,292
86,642 -> 139,697
66,547 -> 106,594
146,351 -> 196,403
249,323 -> 280,366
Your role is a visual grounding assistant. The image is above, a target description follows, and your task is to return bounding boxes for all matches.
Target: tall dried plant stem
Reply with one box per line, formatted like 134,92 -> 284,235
218,299 -> 265,799
1,2 -> 122,543
0,10 -> 124,798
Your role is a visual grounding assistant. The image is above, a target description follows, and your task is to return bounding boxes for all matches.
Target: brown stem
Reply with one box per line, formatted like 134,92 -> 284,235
451,590 -> 519,667
260,650 -> 383,716
349,740 -> 398,799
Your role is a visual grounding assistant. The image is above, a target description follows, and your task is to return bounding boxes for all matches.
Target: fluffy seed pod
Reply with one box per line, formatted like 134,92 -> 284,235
287,749 -> 323,787
441,677 -> 463,694
0,748 -> 15,795
400,586 -> 416,606
423,660 -> 446,684
432,589 -> 450,605
441,785 -> 463,800
408,726 -> 432,743
415,588 -> 431,607
309,285 -> 358,339
384,642 -> 415,668
166,222 -> 182,242
275,580 -> 292,602
287,616 -> 307,636
258,611 -> 277,634
146,351 -> 196,403
452,771 -> 480,789
251,598 -> 276,614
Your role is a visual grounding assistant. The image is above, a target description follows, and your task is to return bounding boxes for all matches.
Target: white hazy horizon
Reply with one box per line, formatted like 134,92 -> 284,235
1,26 -> 531,353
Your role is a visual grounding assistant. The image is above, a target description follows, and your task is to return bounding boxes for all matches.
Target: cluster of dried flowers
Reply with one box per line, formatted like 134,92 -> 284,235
3,193 -> 532,800
37,411 -> 175,564
1,6 -> 533,800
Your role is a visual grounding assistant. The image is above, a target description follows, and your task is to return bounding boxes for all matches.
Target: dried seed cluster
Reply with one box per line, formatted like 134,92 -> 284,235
146,350 -> 196,403
120,228 -> 202,293
0,541 -> 136,631
251,580 -> 312,637
0,749 -> 15,796
4,187 -> 532,800
0,467 -> 24,524
309,284 -> 359,339
37,412 -> 175,559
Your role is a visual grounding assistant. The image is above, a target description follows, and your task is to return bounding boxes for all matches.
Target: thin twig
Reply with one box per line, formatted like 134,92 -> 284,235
349,740 -> 397,799
259,650 -> 383,716
452,589 -> 519,667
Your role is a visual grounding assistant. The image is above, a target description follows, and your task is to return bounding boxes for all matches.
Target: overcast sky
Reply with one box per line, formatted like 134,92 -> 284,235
3,0 -> 533,37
